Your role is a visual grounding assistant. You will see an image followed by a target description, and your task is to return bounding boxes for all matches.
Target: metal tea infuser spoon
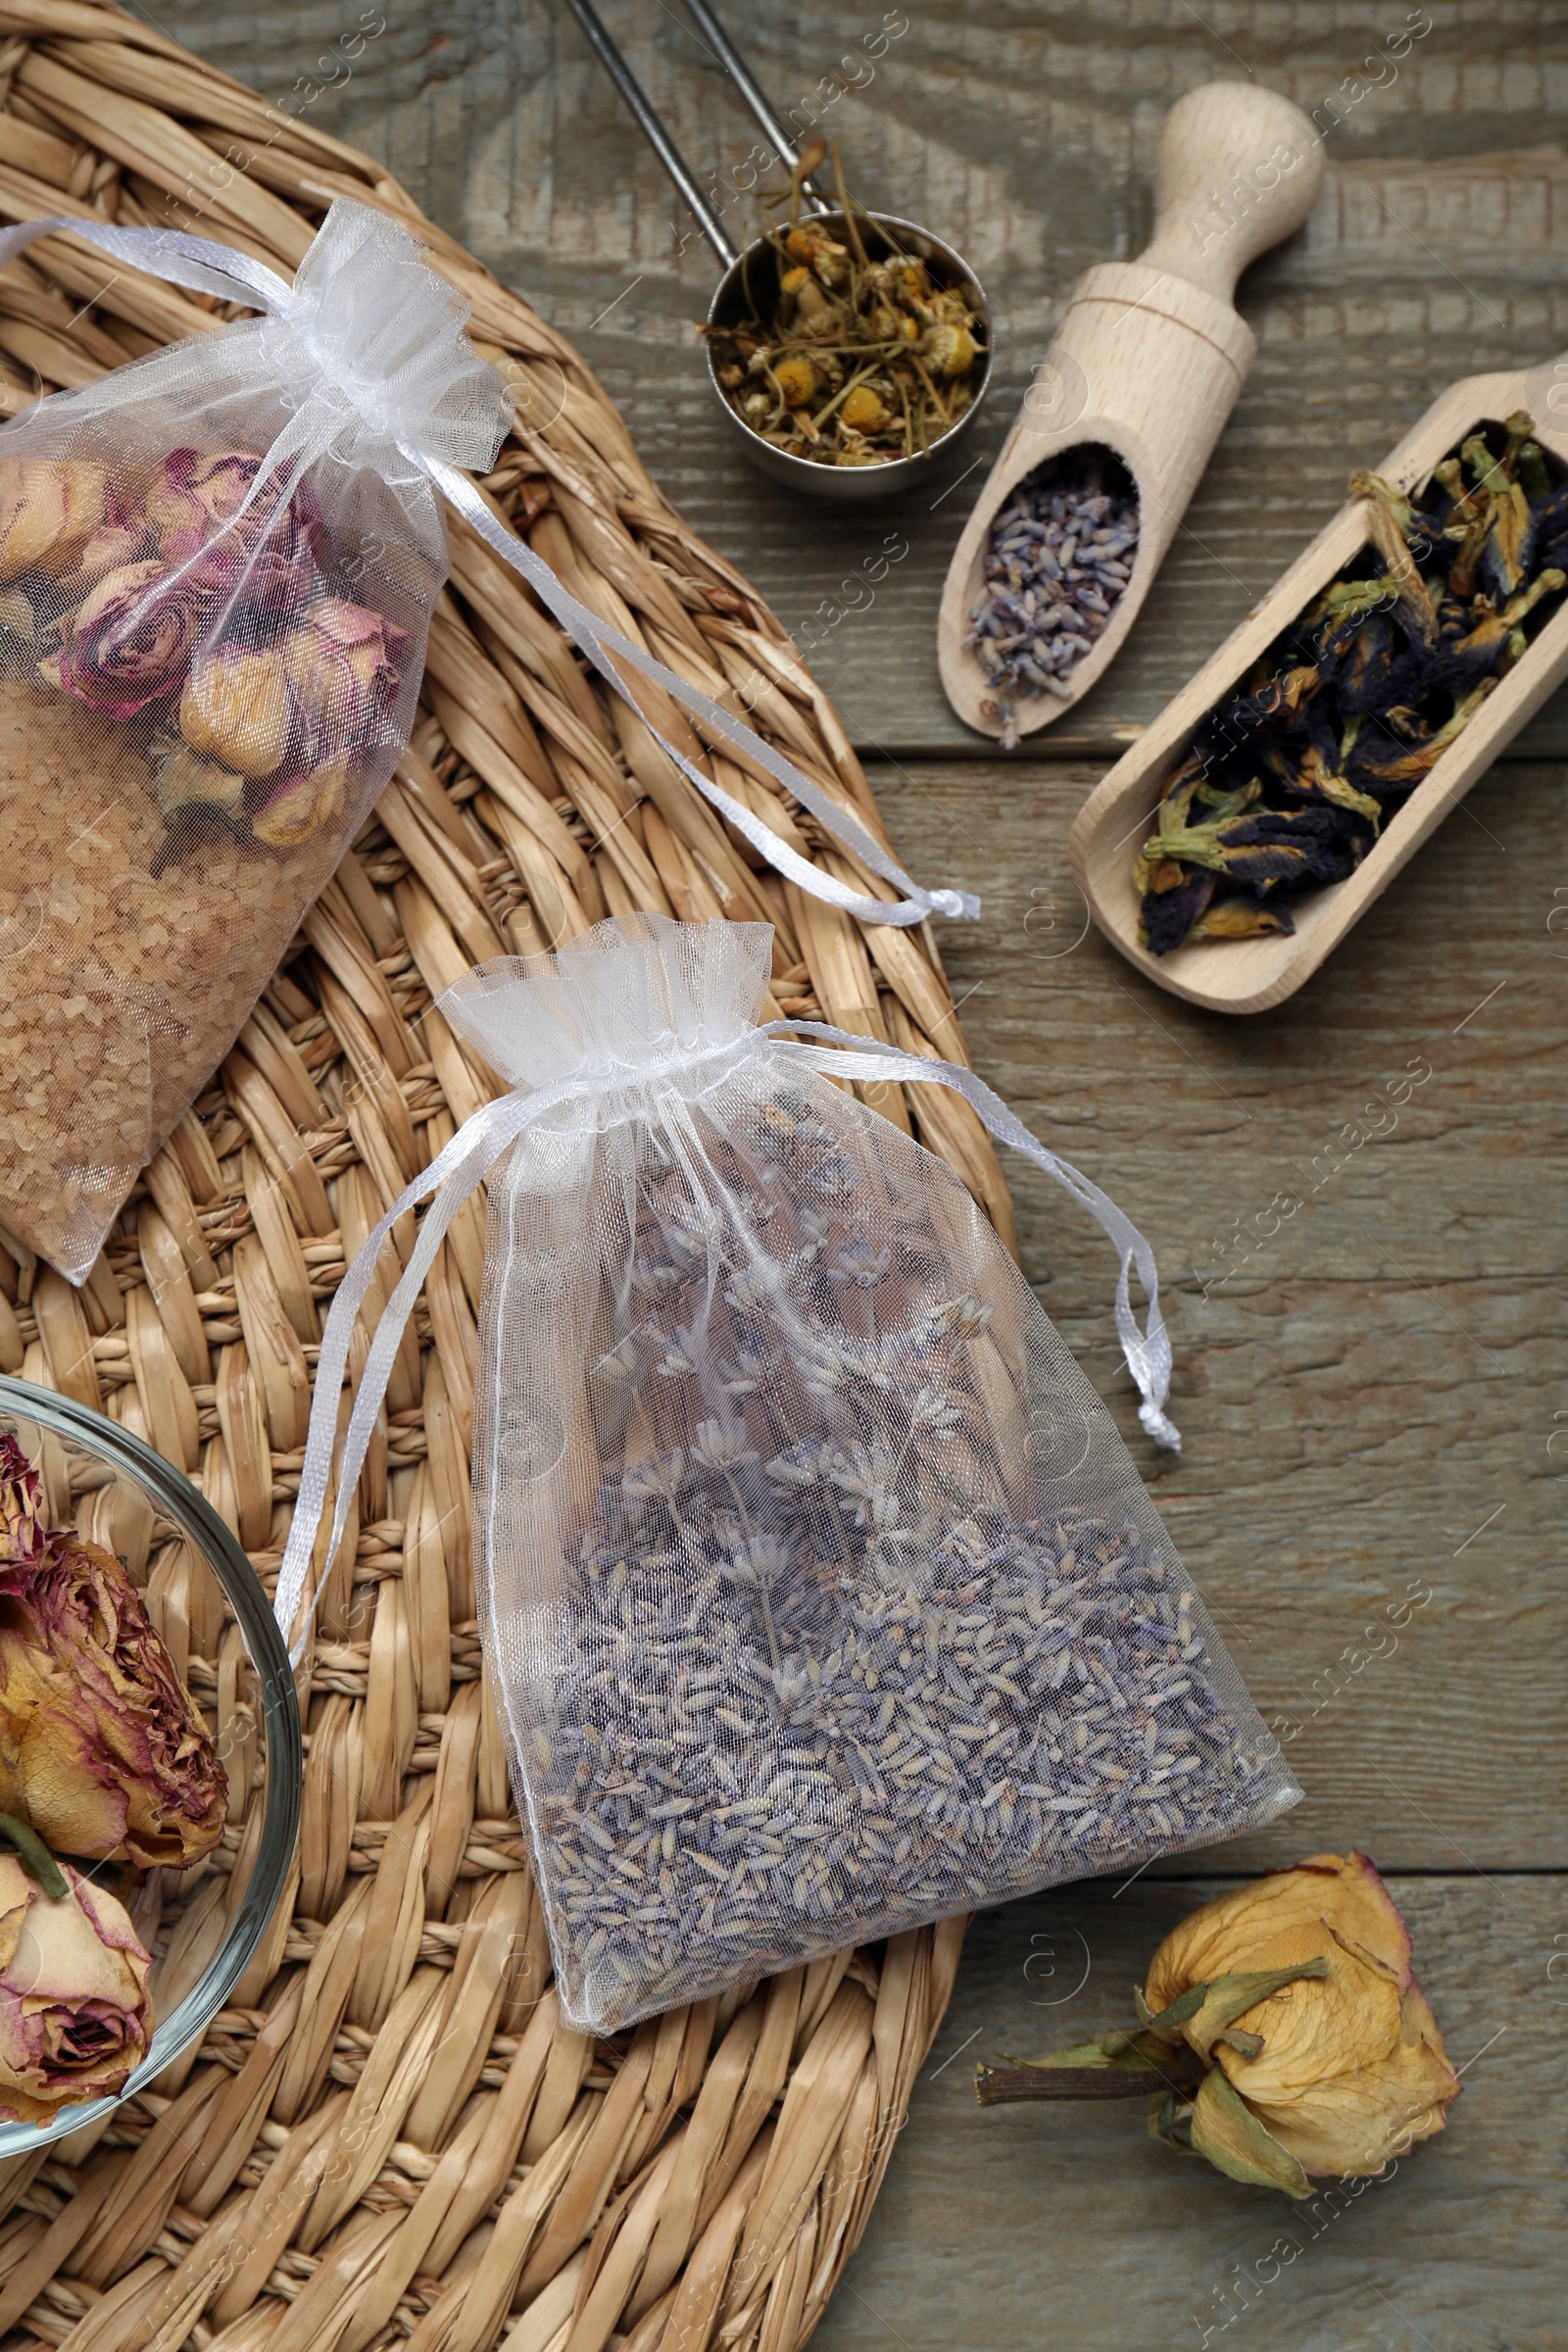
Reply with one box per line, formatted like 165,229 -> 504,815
561,0 -> 992,499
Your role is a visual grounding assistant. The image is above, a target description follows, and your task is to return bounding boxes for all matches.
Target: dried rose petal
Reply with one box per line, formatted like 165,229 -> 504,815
0,1855 -> 152,2124
0,1528 -> 226,1870
144,447 -> 323,575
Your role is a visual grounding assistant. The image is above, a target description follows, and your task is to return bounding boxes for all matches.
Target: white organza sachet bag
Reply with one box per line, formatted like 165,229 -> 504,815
282,914 -> 1299,2031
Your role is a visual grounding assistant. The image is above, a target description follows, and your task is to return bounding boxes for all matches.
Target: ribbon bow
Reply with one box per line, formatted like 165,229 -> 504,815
0,198 -> 976,931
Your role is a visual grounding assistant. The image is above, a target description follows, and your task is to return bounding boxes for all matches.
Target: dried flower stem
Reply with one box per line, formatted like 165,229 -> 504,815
975,2051 -> 1206,2104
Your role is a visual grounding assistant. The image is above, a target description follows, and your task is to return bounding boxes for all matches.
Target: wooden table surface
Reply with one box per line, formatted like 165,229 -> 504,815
168,3 -> 1565,2342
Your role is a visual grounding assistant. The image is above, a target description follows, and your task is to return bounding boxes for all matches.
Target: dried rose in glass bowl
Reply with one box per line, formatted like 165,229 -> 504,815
0,1856 -> 153,2128
0,1384 -> 298,2152
0,1434 -> 226,1869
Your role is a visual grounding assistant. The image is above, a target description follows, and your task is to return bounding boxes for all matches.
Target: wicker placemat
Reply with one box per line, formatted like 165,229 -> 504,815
0,9 -> 1012,2346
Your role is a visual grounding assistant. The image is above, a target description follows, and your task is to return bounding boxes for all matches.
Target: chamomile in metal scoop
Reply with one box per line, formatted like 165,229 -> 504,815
702,139 -> 987,484
564,0 -> 992,500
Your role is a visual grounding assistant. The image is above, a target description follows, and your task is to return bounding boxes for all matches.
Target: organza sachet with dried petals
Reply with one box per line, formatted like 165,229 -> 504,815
281,914 -> 1301,2034
0,204 -> 503,1278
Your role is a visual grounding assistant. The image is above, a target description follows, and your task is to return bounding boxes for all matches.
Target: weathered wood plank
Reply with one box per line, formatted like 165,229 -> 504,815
815,1873 -> 1567,2352
163,0 -> 1568,755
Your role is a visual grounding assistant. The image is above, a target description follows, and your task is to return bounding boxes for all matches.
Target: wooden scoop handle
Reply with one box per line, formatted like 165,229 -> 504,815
1138,81 -> 1326,300
936,80 -> 1325,741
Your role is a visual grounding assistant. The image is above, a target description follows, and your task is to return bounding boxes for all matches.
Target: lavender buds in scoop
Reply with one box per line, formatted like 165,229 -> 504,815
966,450 -> 1140,744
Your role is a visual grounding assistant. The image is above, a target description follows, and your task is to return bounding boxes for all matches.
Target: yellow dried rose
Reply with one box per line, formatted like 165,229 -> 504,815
975,1853 -> 1460,2199
252,753 -> 351,848
0,459 -> 108,583
0,1854 -> 152,2125
179,643 -> 290,777
1141,1851 -> 1460,2187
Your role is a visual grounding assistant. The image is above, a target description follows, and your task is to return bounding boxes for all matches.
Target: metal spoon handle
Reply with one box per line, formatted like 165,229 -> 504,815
681,0 -> 827,203
561,0 -> 737,266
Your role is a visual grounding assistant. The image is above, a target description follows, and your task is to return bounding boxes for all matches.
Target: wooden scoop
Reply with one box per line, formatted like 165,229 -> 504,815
1068,350 -> 1568,1012
938,81 -> 1325,740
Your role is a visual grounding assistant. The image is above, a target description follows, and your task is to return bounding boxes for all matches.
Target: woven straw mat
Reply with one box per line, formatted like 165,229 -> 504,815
0,7 -> 1018,2351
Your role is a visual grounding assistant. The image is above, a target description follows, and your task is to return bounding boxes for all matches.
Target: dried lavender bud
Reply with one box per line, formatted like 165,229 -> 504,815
967,447 -> 1140,742
540,1495 -> 1272,2027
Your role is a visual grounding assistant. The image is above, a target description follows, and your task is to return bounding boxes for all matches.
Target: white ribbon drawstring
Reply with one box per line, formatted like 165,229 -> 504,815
272,1013 -> 1180,1663
0,202 -> 976,930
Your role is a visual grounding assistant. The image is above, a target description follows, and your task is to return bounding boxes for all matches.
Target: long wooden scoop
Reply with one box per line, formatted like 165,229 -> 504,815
1068,350 -> 1568,1012
939,81 -> 1325,740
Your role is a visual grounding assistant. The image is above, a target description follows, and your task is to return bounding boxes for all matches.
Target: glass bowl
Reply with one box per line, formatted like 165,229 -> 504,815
0,1375 -> 301,2154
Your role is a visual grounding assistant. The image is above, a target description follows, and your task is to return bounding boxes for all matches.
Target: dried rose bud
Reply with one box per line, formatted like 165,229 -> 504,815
179,642 -> 291,778
0,1854 -> 152,2124
0,1437 -> 46,1571
1143,1851 -> 1460,2186
252,751 -> 352,849
0,459 -> 109,583
43,561 -> 208,720
147,448 -> 263,559
0,1529 -> 226,1869
66,480 -> 149,588
145,448 -> 325,576
281,596 -> 405,762
137,448 -> 323,624
202,539 -> 321,631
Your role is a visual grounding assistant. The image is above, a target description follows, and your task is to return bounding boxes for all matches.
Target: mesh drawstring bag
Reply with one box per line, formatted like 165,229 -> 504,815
281,913 -> 1299,2034
0,203 -> 507,1279
0,201 -> 970,1282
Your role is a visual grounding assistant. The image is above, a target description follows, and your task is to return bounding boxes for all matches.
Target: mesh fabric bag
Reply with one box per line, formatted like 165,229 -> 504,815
0,202 -> 509,1278
436,915 -> 1300,2033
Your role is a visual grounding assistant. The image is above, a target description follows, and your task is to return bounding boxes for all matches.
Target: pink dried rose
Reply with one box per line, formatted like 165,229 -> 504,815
143,447 -> 269,563
0,458 -> 109,583
137,449 -> 322,638
0,1854 -> 152,2125
0,1437 -> 226,1870
144,447 -> 323,582
281,595 -> 406,762
178,595 -> 403,801
42,560 -> 208,719
0,1444 -> 44,1572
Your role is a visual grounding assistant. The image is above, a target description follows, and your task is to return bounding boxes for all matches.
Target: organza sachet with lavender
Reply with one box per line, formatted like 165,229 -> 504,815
383,917 -> 1298,2033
